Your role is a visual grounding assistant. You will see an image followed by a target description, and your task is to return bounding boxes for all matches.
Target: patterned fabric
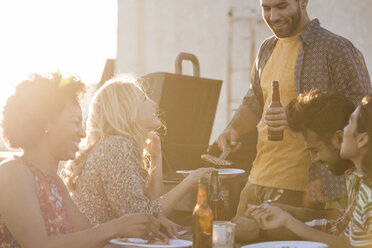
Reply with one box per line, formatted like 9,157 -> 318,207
306,168 -> 359,235
73,135 -> 162,225
344,175 -> 372,247
0,158 -> 75,248
242,18 -> 371,202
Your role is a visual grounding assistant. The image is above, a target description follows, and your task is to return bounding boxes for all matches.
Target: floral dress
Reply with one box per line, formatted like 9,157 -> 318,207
0,158 -> 75,247
73,135 -> 162,225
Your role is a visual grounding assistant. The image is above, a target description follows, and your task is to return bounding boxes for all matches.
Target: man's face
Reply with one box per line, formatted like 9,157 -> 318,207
260,0 -> 302,38
304,130 -> 352,176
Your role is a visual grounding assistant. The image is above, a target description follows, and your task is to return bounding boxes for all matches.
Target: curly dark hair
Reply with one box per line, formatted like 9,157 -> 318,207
356,94 -> 372,180
286,89 -> 355,144
1,72 -> 86,150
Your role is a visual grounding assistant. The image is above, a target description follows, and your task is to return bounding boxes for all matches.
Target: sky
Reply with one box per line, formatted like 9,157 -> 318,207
0,0 -> 117,108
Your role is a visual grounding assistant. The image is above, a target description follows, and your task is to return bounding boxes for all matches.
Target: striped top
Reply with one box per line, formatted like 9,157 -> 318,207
305,168 -> 358,235
344,171 -> 372,247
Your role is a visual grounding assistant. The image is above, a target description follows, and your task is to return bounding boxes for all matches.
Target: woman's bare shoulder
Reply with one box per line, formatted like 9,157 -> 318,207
0,158 -> 33,183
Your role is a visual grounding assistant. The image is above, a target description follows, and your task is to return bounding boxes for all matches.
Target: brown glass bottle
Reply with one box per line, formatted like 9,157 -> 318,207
209,171 -> 225,221
268,81 -> 283,141
192,177 -> 213,248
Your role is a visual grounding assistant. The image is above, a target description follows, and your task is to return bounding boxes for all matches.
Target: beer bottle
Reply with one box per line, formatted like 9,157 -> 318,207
268,81 -> 283,141
209,170 -> 225,221
192,177 -> 213,248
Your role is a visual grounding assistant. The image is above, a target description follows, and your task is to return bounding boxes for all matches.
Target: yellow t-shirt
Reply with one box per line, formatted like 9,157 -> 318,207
248,35 -> 310,191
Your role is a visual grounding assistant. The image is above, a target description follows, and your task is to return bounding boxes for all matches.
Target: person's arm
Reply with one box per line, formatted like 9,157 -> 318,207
158,168 -> 215,216
230,216 -> 260,242
0,161 -> 162,248
216,64 -> 262,151
248,205 -> 350,248
273,203 -> 341,222
146,132 -> 164,200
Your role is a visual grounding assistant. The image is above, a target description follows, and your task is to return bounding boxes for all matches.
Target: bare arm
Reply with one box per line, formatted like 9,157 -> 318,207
273,203 -> 341,222
216,105 -> 260,151
0,162 -> 161,248
146,132 -> 164,200
159,168 -> 215,216
230,216 -> 259,243
248,205 -> 350,248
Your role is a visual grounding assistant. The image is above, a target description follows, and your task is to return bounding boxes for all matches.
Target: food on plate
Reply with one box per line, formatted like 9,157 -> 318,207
116,238 -> 170,245
201,154 -> 232,167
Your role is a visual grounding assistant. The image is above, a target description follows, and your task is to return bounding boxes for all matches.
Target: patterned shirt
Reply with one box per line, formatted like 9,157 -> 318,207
306,168 -> 359,235
344,175 -> 372,247
0,158 -> 75,248
243,18 -> 371,202
73,135 -> 162,225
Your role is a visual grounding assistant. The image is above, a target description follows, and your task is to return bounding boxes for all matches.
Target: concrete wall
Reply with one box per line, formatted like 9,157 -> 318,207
117,0 -> 372,144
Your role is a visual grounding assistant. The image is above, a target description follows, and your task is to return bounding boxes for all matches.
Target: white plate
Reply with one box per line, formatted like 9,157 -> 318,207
241,240 -> 328,248
176,168 -> 245,175
110,238 -> 192,248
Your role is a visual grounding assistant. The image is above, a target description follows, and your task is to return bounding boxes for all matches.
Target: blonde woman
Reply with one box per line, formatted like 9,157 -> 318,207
0,73 -> 174,248
63,76 -> 213,226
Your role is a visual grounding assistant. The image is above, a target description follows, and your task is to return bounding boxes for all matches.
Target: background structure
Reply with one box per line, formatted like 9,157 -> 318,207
116,0 -> 372,143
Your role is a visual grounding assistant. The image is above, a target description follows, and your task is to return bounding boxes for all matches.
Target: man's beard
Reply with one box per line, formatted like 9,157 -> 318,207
269,4 -> 302,38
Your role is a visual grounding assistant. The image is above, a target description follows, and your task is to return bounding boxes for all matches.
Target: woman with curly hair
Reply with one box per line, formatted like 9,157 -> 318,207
0,73 -> 175,248
62,75 -> 213,225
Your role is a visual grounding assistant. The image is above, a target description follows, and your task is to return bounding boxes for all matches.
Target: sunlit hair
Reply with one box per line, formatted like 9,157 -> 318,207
62,75 -> 158,192
356,94 -> 372,180
286,89 -> 355,144
1,72 -> 85,150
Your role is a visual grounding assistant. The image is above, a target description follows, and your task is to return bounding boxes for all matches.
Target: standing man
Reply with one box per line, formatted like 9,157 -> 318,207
217,0 -> 371,215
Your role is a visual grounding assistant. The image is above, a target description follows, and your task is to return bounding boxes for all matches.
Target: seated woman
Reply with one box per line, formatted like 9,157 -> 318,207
62,76 -> 213,225
0,73 -> 176,247
248,94 -> 372,248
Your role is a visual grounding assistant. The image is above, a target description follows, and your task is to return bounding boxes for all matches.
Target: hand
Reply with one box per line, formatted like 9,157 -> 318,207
156,214 -> 178,239
246,205 -> 292,230
264,106 -> 287,132
216,128 -> 240,152
184,167 -> 216,185
115,213 -> 167,240
147,132 -> 162,161
231,216 -> 259,242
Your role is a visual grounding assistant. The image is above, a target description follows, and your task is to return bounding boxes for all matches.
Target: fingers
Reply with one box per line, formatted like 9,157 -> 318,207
216,128 -> 239,151
216,134 -> 228,152
245,204 -> 255,217
148,131 -> 160,139
265,106 -> 285,115
248,207 -> 273,230
264,107 -> 286,121
150,227 -> 168,241
264,107 -> 287,130
266,122 -> 287,131
160,217 -> 178,239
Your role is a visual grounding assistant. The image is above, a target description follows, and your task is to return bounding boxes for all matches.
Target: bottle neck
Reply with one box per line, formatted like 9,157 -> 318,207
271,83 -> 280,102
210,174 -> 220,194
197,182 -> 208,205
271,81 -> 280,102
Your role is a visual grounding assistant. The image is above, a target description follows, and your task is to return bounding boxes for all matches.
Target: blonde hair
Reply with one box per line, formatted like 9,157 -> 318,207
62,75 -> 151,192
